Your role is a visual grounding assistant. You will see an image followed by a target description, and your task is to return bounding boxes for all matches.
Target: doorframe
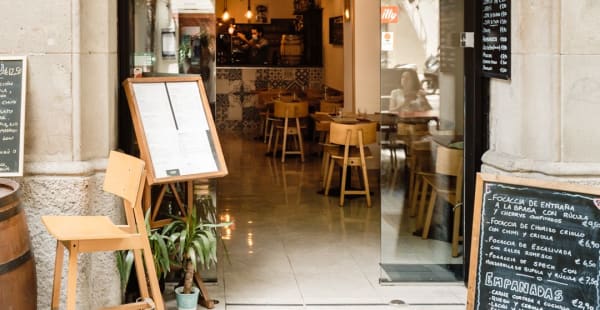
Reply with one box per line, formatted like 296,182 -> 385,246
462,0 -> 489,284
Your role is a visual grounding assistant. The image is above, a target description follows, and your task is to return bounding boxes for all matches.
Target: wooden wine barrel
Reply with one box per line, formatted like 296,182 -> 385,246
280,35 -> 303,66
0,179 -> 36,310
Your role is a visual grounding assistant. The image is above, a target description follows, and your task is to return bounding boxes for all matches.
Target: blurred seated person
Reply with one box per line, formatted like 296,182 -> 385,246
389,69 -> 432,112
237,26 -> 269,65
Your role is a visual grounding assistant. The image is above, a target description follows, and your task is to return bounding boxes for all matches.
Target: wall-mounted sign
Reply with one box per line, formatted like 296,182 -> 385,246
381,6 -> 399,24
381,32 -> 394,51
468,173 -> 600,309
481,0 -> 510,79
0,56 -> 26,177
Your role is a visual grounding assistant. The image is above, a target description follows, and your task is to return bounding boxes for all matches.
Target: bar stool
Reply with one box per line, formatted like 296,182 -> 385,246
272,99 -> 309,163
324,121 -> 377,207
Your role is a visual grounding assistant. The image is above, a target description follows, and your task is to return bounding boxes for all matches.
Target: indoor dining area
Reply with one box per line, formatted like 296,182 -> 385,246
121,0 -> 468,307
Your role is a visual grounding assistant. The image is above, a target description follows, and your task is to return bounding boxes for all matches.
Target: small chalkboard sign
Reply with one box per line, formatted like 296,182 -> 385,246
481,0 -> 510,79
468,173 -> 600,310
122,76 -> 227,184
0,56 -> 27,177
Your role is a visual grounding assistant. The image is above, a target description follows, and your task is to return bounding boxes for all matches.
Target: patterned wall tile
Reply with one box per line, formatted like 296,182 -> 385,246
228,69 -> 242,81
216,69 -> 228,80
217,67 -> 323,134
255,79 -> 269,90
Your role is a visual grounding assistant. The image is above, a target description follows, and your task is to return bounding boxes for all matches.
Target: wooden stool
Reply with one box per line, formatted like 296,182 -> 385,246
272,100 -> 309,163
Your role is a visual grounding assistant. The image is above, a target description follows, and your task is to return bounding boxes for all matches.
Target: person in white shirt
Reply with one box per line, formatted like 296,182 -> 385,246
389,69 -> 432,112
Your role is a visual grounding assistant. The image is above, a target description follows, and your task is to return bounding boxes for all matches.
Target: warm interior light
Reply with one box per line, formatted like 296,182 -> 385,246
228,24 -> 235,35
344,0 -> 351,22
245,0 -> 253,19
222,0 -> 230,21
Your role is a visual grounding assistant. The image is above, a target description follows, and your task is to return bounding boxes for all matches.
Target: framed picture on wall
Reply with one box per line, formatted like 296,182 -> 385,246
329,16 -> 343,45
255,5 -> 269,24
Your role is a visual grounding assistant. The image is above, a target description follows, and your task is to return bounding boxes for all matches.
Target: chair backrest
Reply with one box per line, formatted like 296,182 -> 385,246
274,100 -> 309,118
103,151 -> 147,231
320,100 -> 342,113
434,144 -> 464,201
329,122 -> 378,146
434,145 -> 462,176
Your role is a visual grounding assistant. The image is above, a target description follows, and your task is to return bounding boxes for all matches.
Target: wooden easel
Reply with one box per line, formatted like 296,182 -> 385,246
123,76 -> 228,309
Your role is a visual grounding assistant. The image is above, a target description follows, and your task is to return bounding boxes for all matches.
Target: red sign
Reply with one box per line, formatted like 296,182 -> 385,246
381,6 -> 399,24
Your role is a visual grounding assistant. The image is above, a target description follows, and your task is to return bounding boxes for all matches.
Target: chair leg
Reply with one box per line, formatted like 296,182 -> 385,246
415,182 -> 430,230
409,175 -> 422,216
133,249 -> 149,298
324,159 -> 336,196
339,164 -> 348,207
452,205 -> 462,257
51,241 -> 65,310
281,126 -> 288,163
361,163 -> 371,207
296,121 -> 304,162
422,191 -> 438,239
66,242 -> 80,310
267,122 -> 276,153
320,151 -> 330,188
142,244 -> 165,309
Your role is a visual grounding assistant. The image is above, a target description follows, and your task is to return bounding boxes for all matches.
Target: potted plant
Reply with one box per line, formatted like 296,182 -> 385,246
163,195 -> 229,310
117,209 -> 172,302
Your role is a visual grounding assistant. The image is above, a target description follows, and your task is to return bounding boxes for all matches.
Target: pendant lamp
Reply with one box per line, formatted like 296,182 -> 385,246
222,0 -> 230,21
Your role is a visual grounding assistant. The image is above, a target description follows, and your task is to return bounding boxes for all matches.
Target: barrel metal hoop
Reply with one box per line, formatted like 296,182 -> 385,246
0,202 -> 21,222
0,250 -> 32,275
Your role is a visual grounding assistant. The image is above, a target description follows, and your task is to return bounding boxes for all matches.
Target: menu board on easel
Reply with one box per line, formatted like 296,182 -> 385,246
0,56 -> 27,177
468,173 -> 600,310
122,76 -> 227,184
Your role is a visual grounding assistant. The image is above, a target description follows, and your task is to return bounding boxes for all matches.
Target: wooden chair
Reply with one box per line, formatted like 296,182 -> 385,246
42,151 -> 164,310
415,144 -> 464,257
324,121 -> 377,207
319,99 -> 342,114
272,100 -> 309,163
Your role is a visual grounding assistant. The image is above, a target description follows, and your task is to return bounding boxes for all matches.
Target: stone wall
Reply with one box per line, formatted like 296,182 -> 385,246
0,0 -> 121,308
482,0 -> 600,184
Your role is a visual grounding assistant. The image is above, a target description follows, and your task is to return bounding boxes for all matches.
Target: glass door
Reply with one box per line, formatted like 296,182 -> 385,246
380,0 -> 465,283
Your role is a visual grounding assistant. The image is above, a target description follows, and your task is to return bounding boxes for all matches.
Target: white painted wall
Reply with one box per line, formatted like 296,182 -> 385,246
351,0 -> 380,114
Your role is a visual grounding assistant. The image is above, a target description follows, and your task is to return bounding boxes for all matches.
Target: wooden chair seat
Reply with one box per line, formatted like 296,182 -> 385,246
42,151 -> 163,310
43,216 -> 132,241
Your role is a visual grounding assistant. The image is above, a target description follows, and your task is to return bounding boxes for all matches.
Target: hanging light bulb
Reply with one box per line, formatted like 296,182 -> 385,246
222,0 -> 230,21
245,0 -> 253,19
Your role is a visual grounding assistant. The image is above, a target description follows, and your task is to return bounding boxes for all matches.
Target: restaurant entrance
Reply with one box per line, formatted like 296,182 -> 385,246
379,0 -> 484,284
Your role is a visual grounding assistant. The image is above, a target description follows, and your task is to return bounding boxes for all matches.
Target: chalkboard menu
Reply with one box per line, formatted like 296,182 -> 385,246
468,173 -> 600,310
123,76 -> 227,184
0,57 -> 26,177
439,0 -> 461,73
481,0 -> 510,79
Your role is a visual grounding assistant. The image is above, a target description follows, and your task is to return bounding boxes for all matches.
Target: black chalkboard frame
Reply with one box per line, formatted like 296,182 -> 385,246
467,173 -> 600,309
480,0 -> 511,80
0,56 -> 27,177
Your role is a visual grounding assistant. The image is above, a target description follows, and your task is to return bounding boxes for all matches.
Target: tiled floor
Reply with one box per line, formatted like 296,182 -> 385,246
166,134 -> 466,309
